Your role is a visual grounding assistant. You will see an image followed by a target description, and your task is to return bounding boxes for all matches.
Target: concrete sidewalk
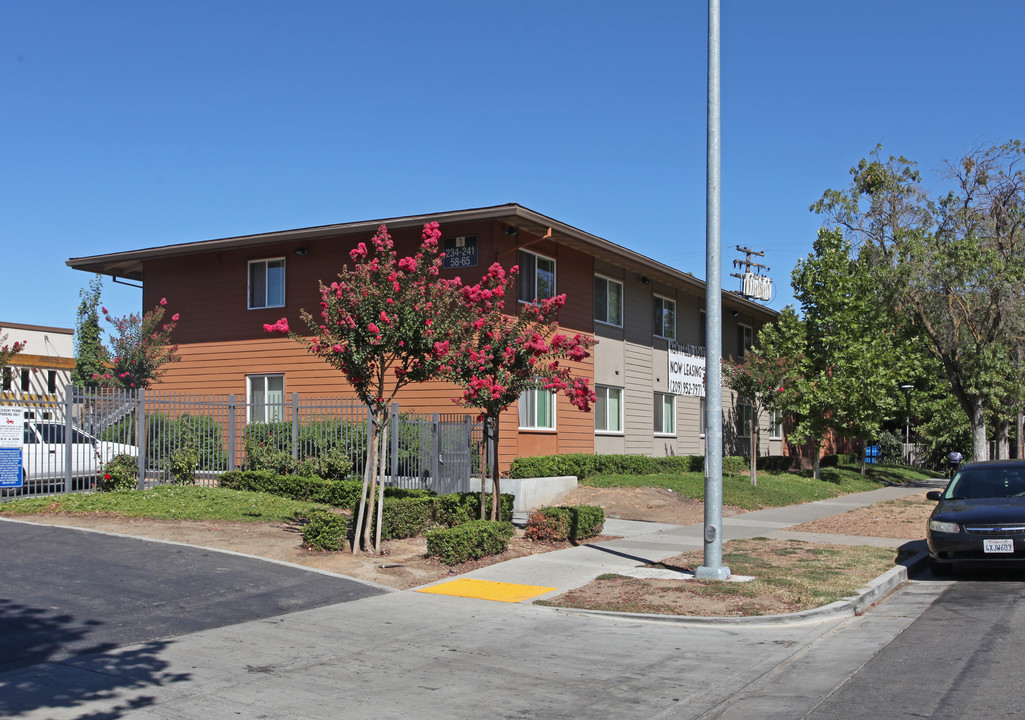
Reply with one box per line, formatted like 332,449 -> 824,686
429,479 -> 944,622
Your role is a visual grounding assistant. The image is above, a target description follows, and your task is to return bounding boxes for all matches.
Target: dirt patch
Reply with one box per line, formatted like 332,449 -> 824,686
787,492 -> 934,539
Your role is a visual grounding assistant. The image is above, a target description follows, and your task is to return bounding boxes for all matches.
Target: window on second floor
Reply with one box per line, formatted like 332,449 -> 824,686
249,258 -> 286,309
518,250 -> 556,303
738,323 -> 753,358
654,296 -> 676,340
595,385 -> 624,433
519,387 -> 556,430
594,276 -> 623,326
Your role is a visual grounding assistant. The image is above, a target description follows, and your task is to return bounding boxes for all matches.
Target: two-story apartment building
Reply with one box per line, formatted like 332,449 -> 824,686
67,204 -> 780,470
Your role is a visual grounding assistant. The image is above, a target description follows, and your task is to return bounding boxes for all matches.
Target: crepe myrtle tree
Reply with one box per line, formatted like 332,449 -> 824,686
0,331 -> 26,374
93,298 -> 180,389
266,222 -> 472,553
442,261 -> 596,520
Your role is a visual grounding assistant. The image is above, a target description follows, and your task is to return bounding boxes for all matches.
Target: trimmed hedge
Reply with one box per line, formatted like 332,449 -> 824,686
425,520 -> 516,565
218,470 -> 364,508
525,504 -> 605,543
434,492 -> 514,526
509,453 -> 796,479
509,454 -> 705,480
302,510 -> 350,551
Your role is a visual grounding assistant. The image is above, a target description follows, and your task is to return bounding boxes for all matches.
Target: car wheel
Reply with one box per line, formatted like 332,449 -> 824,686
931,559 -> 953,577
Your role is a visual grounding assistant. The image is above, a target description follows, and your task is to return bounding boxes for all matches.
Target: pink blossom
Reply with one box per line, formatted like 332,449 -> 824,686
263,317 -> 290,333
368,322 -> 380,334
160,298 -> 167,306
171,313 -> 180,322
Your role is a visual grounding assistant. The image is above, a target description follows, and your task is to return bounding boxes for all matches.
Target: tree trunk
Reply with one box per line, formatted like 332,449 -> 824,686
859,439 -> 866,475
811,436 -> 822,480
996,417 -> 1010,460
749,414 -> 757,486
373,422 -> 389,553
480,418 -> 490,520
969,395 -> 988,462
351,417 -> 379,554
490,422 -> 502,521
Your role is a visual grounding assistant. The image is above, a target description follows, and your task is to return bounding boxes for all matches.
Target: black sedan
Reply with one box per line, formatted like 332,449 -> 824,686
927,460 -> 1025,575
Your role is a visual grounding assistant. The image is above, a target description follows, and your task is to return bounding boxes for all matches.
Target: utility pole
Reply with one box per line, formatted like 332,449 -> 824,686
696,0 -> 729,581
730,246 -> 773,301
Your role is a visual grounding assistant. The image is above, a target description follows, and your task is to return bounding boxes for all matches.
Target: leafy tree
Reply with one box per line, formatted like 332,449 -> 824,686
789,228 -> 913,473
443,262 -> 596,519
813,141 -> 1025,461
272,222 -> 471,553
94,298 -> 181,389
71,274 -> 108,387
722,347 -> 798,485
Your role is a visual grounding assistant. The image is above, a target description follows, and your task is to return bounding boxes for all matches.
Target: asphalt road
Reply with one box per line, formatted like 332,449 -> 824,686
805,570 -> 1025,719
0,519 -> 388,673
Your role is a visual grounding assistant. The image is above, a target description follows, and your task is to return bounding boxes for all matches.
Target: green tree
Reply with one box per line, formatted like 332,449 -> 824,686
95,299 -> 181,389
789,228 -> 912,474
813,141 -> 1025,461
71,275 -> 108,387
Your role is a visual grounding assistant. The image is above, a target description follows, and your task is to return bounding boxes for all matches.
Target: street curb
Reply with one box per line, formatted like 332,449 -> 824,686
538,550 -> 933,627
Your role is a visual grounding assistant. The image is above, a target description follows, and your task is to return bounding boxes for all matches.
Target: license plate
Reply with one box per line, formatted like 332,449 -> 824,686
984,539 -> 1014,554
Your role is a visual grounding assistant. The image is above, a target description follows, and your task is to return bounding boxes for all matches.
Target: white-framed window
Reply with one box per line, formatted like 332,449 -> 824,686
248,374 -> 285,423
738,323 -> 753,358
654,392 -> 676,436
249,258 -> 286,309
518,249 -> 556,302
737,397 -> 754,438
769,410 -> 783,440
654,295 -> 676,340
519,387 -> 556,430
595,385 -> 624,433
594,275 -> 623,326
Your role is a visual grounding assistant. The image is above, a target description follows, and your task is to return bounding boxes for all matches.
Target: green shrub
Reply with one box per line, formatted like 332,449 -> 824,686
434,492 -> 513,526
756,455 -> 794,472
166,446 -> 200,485
100,454 -> 138,492
509,454 -> 704,480
877,431 -> 905,465
218,470 -> 364,508
425,520 -> 515,565
302,510 -> 349,551
722,456 -> 747,474
525,504 -> 604,542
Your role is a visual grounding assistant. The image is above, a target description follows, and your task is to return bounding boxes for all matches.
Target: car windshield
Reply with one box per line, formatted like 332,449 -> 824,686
946,467 -> 1025,500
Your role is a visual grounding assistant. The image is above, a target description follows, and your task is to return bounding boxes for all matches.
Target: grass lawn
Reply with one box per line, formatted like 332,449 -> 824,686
581,463 -> 936,510
0,484 -> 326,522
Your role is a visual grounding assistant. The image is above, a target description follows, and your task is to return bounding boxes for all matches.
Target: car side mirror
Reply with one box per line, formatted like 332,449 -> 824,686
926,490 -> 943,502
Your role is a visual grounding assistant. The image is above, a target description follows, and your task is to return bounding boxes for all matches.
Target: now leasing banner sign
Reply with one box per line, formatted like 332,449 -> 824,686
0,406 -> 24,488
668,341 -> 706,397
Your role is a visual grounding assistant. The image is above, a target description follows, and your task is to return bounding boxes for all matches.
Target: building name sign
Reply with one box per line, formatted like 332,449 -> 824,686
668,342 -> 705,397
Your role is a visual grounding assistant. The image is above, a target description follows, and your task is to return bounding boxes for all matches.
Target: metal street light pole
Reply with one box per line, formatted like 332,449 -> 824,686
696,0 -> 729,581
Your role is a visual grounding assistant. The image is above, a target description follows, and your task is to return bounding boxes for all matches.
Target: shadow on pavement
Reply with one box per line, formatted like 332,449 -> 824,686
0,598 -> 190,719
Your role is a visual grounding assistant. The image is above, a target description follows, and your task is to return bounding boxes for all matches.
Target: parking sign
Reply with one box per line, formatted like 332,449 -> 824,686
0,407 -> 24,488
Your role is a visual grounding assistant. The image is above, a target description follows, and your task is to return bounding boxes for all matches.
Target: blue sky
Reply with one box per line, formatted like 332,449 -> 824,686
3,1 -> 1024,335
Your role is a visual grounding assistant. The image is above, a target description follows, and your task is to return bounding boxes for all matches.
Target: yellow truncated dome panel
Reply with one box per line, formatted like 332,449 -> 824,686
417,578 -> 556,603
